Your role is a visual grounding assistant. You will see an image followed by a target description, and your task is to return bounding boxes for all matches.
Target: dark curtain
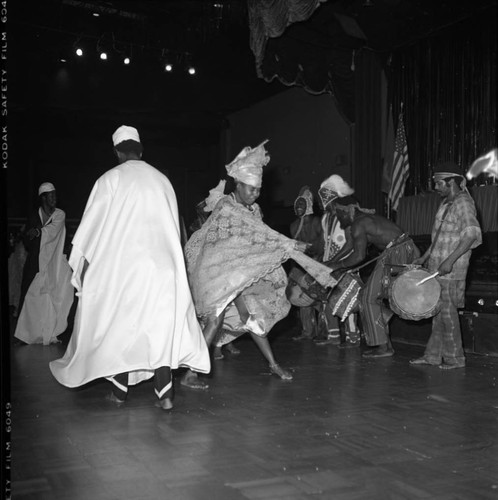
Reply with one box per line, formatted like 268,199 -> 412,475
387,7 -> 497,193
353,50 -> 383,213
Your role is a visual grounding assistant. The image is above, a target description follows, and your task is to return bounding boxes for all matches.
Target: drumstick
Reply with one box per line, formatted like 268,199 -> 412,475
415,272 -> 439,286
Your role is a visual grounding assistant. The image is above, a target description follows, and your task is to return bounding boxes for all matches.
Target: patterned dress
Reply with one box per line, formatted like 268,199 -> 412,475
185,194 -> 335,345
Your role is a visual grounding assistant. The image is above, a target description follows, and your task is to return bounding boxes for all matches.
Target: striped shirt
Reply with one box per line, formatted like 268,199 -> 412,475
427,191 -> 482,280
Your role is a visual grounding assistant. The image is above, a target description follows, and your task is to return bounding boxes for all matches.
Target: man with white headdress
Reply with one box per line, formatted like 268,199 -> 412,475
14,182 -> 74,345
50,125 -> 210,410
410,161 -> 481,369
182,141 -> 336,388
316,175 -> 361,346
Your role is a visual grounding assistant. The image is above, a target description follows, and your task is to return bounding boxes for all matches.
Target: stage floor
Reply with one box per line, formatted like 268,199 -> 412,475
8,314 -> 498,499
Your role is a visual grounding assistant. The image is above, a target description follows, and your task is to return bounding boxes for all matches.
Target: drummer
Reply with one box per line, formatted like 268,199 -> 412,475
317,175 -> 361,346
327,198 -> 420,358
410,161 -> 481,369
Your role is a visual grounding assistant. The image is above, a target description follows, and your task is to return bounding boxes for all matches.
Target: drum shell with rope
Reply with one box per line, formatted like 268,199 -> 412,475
388,267 -> 441,321
287,266 -> 329,306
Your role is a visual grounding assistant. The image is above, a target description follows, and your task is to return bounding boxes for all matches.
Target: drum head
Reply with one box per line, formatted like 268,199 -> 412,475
389,268 -> 441,321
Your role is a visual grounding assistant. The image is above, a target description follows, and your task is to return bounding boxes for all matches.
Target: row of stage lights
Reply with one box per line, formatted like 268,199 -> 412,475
60,46 -> 197,75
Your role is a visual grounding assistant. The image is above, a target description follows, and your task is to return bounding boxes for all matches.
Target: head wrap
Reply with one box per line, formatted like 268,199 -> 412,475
112,125 -> 141,146
335,198 -> 376,220
433,161 -> 463,179
294,186 -> 314,216
204,179 -> 227,212
38,182 -> 56,195
318,174 -> 354,209
225,140 -> 270,188
433,161 -> 467,190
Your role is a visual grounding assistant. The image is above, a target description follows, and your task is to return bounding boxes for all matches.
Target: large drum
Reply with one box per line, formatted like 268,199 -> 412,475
327,272 -> 363,322
389,267 -> 441,321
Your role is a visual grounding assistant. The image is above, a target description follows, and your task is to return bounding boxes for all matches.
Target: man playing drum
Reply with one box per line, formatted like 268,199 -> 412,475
288,186 -> 323,340
317,175 -> 362,347
327,199 -> 420,358
410,161 -> 481,369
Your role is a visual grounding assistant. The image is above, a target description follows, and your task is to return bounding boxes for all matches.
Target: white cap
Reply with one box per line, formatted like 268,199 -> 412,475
112,125 -> 140,146
38,182 -> 56,195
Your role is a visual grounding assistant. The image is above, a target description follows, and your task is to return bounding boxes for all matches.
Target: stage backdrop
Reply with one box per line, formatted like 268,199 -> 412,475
397,185 -> 498,236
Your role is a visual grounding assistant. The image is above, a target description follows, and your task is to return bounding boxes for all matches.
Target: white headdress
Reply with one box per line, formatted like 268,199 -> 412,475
318,174 -> 354,209
225,140 -> 270,188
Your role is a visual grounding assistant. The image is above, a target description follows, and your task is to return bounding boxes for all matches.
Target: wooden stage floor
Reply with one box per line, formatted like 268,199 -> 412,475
9,314 -> 498,499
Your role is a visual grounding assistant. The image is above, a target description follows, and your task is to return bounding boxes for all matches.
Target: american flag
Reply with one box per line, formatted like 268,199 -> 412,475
388,112 -> 410,211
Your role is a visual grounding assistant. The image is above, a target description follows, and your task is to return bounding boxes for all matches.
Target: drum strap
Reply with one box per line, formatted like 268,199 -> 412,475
426,203 -> 452,257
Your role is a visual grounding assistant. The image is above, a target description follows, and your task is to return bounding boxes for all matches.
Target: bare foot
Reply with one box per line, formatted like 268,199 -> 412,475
362,345 -> 394,358
292,334 -> 313,341
269,364 -> 293,380
155,398 -> 173,410
338,340 -> 360,349
105,392 -> 125,406
409,357 -> 439,366
180,371 -> 209,390
439,363 -> 465,370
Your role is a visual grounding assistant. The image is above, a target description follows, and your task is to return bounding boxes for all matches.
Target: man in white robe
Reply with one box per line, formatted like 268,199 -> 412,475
49,126 -> 210,410
14,183 -> 74,345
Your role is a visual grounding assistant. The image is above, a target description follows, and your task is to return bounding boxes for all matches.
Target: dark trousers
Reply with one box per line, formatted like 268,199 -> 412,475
109,366 -> 172,401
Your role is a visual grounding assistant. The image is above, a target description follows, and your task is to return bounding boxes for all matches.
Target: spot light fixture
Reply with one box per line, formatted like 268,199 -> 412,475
187,66 -> 196,75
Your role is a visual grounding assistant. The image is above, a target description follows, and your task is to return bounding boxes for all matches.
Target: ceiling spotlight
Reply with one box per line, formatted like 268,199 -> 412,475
92,12 -> 100,17
100,52 -> 108,60
124,57 -> 130,65
75,47 -> 83,56
188,66 -> 196,75
165,63 -> 173,72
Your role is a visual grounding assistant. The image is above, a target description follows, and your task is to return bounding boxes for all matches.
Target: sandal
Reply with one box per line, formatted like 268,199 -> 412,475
225,343 -> 240,355
213,347 -> 224,360
180,373 -> 209,390
269,364 -> 293,380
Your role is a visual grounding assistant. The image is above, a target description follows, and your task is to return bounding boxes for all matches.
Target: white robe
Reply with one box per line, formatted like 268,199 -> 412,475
14,208 -> 74,345
49,160 -> 210,387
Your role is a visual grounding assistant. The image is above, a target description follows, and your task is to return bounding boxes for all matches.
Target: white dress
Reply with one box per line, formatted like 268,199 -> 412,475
14,208 -> 74,345
50,160 -> 210,387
